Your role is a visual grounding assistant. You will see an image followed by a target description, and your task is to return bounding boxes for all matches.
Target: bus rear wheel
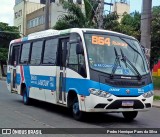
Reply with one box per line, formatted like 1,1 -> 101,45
23,87 -> 30,105
72,97 -> 84,121
122,111 -> 138,121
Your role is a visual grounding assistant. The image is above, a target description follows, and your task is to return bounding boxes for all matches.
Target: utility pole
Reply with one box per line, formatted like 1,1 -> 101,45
96,0 -> 113,29
140,0 -> 152,66
45,0 -> 50,30
98,0 -> 104,29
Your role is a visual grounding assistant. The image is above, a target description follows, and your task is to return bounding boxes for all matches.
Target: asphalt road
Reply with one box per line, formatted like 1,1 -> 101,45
0,80 -> 160,137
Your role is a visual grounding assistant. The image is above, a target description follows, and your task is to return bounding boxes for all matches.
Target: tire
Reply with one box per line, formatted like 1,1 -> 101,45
23,87 -> 30,105
122,111 -> 138,121
72,97 -> 84,121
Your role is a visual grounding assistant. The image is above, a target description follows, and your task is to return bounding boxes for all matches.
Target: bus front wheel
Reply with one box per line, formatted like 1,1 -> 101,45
122,111 -> 138,121
23,87 -> 30,105
72,97 -> 84,120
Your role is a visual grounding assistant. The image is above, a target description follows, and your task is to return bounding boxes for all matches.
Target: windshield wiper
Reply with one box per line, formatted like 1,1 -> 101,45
120,48 -> 142,80
119,38 -> 146,71
110,47 -> 121,79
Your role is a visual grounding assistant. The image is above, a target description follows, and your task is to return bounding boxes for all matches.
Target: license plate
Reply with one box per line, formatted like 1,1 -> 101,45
122,101 -> 134,107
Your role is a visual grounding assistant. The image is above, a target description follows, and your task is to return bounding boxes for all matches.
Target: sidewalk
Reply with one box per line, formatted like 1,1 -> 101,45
0,77 -> 6,81
153,90 -> 160,108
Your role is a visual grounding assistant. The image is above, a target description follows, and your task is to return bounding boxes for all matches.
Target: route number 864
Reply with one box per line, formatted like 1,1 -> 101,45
92,36 -> 111,46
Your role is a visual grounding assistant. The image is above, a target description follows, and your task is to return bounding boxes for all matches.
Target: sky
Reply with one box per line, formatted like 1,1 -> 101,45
0,0 -> 160,26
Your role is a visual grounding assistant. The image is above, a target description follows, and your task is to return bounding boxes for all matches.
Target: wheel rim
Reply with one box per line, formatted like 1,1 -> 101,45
73,102 -> 79,115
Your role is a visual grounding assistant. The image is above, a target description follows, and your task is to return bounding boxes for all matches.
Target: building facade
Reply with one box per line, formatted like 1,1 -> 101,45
112,0 -> 130,22
26,0 -> 84,35
14,0 -> 45,36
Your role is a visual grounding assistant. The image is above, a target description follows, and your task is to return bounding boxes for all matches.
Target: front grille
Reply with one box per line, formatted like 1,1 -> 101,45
94,104 -> 108,108
106,100 -> 144,109
105,79 -> 145,87
145,103 -> 151,108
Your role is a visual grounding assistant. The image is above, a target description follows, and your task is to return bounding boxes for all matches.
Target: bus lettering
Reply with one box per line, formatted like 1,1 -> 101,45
92,36 -> 111,46
38,80 -> 49,87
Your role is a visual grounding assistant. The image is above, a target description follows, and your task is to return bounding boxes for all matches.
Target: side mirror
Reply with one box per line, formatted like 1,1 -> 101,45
141,45 -> 145,53
76,43 -> 84,54
69,39 -> 79,44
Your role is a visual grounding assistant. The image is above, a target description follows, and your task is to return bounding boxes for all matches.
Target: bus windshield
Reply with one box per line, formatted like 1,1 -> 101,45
84,33 -> 149,76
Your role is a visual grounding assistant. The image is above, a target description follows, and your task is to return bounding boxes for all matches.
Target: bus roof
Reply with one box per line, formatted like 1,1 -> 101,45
10,28 -> 135,45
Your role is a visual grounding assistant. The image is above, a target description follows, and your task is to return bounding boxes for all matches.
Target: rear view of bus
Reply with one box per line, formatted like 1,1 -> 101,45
81,29 -> 153,120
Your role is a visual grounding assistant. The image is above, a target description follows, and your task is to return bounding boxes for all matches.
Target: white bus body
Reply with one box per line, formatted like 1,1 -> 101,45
7,28 -> 153,120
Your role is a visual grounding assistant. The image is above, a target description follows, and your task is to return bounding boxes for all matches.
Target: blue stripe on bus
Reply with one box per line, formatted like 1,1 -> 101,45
23,66 -> 56,91
22,37 -> 28,41
23,66 -> 31,88
7,73 -> 11,84
16,74 -> 21,85
65,78 -> 153,96
7,73 -> 20,85
30,75 -> 56,90
100,82 -> 153,97
66,78 -> 99,96
7,66 -> 154,97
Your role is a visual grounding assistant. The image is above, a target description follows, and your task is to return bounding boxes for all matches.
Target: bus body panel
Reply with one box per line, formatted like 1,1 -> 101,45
6,28 -> 154,115
83,94 -> 153,112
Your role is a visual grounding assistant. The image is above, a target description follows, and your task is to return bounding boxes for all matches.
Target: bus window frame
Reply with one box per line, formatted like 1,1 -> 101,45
41,36 -> 59,66
67,32 -> 87,78
8,44 -> 21,66
29,40 -> 44,66
19,42 -> 31,65
83,31 -> 149,77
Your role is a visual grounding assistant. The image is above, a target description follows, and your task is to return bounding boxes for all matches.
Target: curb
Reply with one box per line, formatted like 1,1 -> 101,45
0,78 -> 6,81
152,104 -> 160,108
153,101 -> 160,108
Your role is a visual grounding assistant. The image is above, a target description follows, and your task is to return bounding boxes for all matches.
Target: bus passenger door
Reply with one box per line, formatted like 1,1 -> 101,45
10,45 -> 20,92
56,38 -> 69,105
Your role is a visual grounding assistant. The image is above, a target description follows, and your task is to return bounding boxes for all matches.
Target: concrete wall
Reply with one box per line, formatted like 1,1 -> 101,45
113,2 -> 130,22
26,7 -> 46,35
50,2 -> 66,28
14,1 -> 44,35
26,0 -> 84,35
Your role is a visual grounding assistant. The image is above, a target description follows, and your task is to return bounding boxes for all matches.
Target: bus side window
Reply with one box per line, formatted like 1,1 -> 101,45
67,43 -> 79,71
30,41 -> 43,65
20,43 -> 30,64
9,45 -> 20,66
8,45 -> 13,65
67,33 -> 86,78
43,38 -> 58,65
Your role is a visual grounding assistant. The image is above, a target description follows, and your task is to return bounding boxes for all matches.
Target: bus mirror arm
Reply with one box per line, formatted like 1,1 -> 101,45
141,45 -> 146,54
69,39 -> 79,44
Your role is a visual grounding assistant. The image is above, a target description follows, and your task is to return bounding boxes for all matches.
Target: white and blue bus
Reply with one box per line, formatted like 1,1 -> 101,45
7,28 -> 153,120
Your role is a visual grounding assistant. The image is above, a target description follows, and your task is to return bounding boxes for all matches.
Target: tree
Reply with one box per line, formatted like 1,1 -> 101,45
150,6 -> 160,69
118,11 -> 141,40
0,22 -> 20,76
103,12 -> 120,31
53,0 -> 98,30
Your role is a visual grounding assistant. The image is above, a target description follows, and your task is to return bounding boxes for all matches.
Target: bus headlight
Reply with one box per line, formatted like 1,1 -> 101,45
142,91 -> 154,98
89,88 -> 112,98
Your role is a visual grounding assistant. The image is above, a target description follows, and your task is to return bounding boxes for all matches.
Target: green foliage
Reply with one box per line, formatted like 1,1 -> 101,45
119,12 -> 141,40
154,95 -> 160,100
0,22 -> 20,61
153,76 -> 160,90
103,12 -> 120,31
150,6 -> 160,69
53,0 -> 98,30
0,48 -> 8,61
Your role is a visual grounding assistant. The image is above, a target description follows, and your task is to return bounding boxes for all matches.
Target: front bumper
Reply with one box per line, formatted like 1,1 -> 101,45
78,94 -> 153,112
